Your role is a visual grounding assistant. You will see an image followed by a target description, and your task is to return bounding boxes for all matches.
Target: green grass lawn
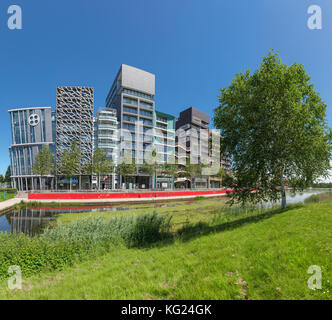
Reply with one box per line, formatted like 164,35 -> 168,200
55,197 -> 230,230
0,192 -> 15,202
0,197 -> 331,300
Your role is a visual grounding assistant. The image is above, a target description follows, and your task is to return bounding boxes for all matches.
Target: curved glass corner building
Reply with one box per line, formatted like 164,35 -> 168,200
8,107 -> 55,191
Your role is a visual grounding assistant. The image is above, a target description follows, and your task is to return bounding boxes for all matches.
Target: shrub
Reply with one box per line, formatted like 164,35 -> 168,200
0,188 -> 17,194
42,212 -> 172,247
0,232 -> 104,280
194,196 -> 206,201
121,212 -> 172,247
0,212 -> 172,280
304,194 -> 320,204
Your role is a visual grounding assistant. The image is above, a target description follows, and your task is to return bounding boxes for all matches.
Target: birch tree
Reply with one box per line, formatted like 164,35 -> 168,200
214,51 -> 331,208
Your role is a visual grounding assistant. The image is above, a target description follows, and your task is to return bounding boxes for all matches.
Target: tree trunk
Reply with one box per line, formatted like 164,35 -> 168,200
39,176 -> 42,191
280,178 -> 286,209
70,177 -> 72,191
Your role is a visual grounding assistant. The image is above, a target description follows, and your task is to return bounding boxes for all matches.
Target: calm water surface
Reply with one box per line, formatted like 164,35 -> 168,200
0,190 -> 327,236
0,203 -> 184,236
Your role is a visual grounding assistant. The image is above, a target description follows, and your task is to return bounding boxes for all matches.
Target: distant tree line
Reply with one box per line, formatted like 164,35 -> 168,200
310,182 -> 332,188
0,166 -> 12,185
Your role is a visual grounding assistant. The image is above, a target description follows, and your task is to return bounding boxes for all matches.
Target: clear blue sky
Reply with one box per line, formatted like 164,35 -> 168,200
0,0 -> 331,174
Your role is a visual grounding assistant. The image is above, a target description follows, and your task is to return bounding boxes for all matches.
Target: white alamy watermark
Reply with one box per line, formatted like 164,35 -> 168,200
307,265 -> 322,290
8,265 -> 22,290
3,4 -> 324,31
307,5 -> 322,30
7,5 -> 22,30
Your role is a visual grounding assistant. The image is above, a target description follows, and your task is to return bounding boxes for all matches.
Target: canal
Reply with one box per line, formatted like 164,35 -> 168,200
0,190 -> 327,236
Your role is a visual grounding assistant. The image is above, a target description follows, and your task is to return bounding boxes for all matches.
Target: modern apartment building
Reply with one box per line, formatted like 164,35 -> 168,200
94,107 -> 118,189
8,107 -> 55,191
8,67 -> 226,191
175,107 -> 210,188
208,130 -> 223,188
105,64 -> 156,188
56,87 -> 94,189
153,110 -> 176,189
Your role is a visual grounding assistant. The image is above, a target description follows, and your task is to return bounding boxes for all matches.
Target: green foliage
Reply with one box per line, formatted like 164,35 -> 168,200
179,158 -> 205,187
214,50 -> 332,207
160,162 -> 179,179
0,188 -> 17,193
58,141 -> 81,176
311,182 -> 332,188
222,173 -> 235,188
87,148 -> 114,189
5,166 -> 11,183
304,191 -> 332,204
0,188 -> 17,202
304,194 -> 319,204
43,212 -> 171,248
2,199 -> 332,299
140,149 -> 161,176
57,141 -> 82,189
140,162 -> 156,177
0,212 -> 171,280
92,149 -> 114,175
193,196 -> 205,201
0,232 -> 103,280
32,146 -> 54,176
123,212 -> 172,247
116,153 -> 137,184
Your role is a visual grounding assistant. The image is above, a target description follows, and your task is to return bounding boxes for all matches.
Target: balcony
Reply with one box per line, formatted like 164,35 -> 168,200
139,101 -> 154,110
123,97 -> 138,106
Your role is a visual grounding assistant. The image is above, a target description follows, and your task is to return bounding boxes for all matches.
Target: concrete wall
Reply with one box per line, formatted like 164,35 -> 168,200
121,64 -> 155,95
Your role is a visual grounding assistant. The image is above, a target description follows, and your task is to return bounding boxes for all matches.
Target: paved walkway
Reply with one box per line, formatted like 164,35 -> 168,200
0,198 -> 25,213
0,193 -> 227,213
26,193 -> 225,203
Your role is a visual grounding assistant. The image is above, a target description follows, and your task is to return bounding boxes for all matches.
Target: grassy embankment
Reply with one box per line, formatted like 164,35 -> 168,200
0,189 -> 16,202
55,197 -> 231,229
0,194 -> 331,300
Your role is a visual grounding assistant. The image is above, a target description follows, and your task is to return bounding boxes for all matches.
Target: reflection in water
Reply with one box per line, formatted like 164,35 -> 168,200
0,203 -> 185,236
260,190 -> 327,208
0,209 -> 56,237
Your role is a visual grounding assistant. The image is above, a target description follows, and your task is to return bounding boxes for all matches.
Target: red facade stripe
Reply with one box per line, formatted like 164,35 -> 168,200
28,190 -> 231,200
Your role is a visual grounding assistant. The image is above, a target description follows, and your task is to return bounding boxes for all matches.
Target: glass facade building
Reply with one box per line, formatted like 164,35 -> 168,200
153,110 -> 176,189
7,68 -> 224,191
94,107 -> 119,189
8,107 -> 55,191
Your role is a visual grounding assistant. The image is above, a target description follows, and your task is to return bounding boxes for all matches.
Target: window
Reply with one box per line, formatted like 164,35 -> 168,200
12,112 -> 21,144
123,89 -> 154,101
157,123 -> 167,130
142,119 -> 152,126
123,115 -> 137,123
140,110 -> 152,117
123,106 -> 138,114
140,126 -> 153,133
123,123 -> 135,131
123,97 -> 138,105
41,109 -> 46,142
157,115 -> 167,123
140,101 -> 153,109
